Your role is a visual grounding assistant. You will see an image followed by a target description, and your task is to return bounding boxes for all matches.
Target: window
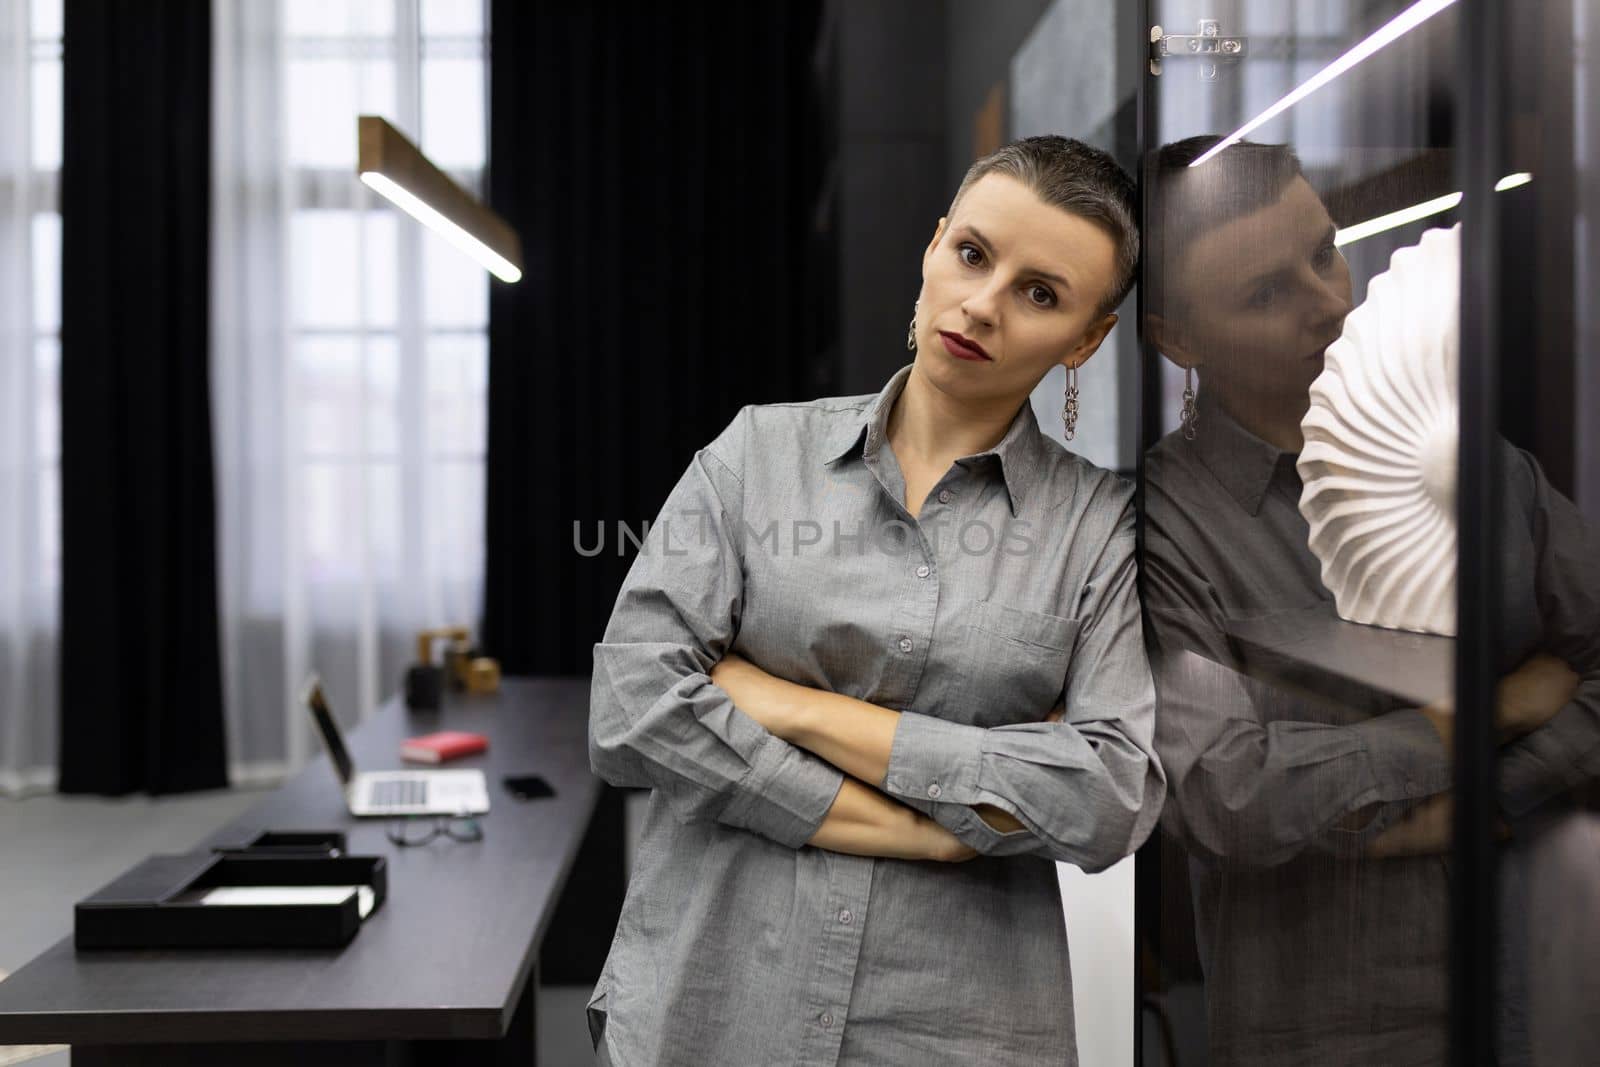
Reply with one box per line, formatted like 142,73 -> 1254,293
212,0 -> 493,769
284,0 -> 488,621
30,0 -> 61,597
0,0 -> 62,790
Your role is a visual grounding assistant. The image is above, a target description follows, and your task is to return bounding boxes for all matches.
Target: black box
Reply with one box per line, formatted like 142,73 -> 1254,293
210,829 -> 349,857
75,851 -> 387,950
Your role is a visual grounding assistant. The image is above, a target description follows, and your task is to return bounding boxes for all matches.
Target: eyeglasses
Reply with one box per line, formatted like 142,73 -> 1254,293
386,815 -> 485,848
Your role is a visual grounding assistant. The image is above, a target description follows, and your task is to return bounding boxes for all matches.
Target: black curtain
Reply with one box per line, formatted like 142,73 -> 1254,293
58,0 -> 226,795
484,2 -> 831,985
483,2 -> 833,675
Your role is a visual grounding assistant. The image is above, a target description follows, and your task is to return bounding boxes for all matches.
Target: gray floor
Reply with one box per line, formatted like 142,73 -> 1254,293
0,785 -> 641,1066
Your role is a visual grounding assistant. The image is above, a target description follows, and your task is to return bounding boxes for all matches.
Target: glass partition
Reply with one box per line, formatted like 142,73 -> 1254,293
1137,3 -> 1463,1063
1489,2 -> 1600,1064
1134,3 -> 1600,1065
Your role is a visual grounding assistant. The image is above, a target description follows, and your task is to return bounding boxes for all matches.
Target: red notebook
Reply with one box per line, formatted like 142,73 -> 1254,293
400,730 -> 489,764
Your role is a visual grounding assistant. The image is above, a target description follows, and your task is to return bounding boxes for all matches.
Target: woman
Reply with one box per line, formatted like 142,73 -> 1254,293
587,135 -> 1164,1066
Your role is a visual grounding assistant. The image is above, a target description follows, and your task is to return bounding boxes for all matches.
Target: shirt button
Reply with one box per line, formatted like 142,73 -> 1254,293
898,636 -> 913,653
927,782 -> 942,799
938,489 -> 952,504
915,564 -> 930,579
821,1012 -> 834,1028
838,909 -> 852,924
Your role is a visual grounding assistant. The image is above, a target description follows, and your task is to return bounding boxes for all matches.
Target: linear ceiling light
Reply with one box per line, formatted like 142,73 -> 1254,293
1190,0 -> 1459,168
357,115 -> 523,283
1333,173 -> 1532,247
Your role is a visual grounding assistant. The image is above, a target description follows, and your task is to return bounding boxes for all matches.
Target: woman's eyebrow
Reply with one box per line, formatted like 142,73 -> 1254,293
959,225 -> 1074,291
1237,223 -> 1340,293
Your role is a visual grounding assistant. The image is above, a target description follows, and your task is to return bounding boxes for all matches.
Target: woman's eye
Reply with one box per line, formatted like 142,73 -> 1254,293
1312,243 -> 1338,270
1029,285 -> 1056,307
1249,285 -> 1279,309
958,244 -> 983,267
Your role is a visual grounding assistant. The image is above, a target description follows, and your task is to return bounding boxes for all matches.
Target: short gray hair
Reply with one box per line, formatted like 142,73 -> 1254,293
1145,136 -> 1306,319
947,136 -> 1139,318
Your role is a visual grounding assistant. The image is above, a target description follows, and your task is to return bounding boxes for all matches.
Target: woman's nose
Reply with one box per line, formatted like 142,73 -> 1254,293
960,281 -> 1001,328
1305,274 -> 1353,334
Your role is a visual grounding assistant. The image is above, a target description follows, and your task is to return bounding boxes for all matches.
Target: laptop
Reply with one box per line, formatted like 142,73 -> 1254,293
302,674 -> 490,817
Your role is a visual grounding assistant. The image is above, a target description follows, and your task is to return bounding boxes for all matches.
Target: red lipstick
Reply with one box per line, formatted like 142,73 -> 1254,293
939,331 -> 991,362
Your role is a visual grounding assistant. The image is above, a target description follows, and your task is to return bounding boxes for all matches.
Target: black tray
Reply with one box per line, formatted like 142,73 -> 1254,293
75,851 -> 387,951
211,829 -> 349,857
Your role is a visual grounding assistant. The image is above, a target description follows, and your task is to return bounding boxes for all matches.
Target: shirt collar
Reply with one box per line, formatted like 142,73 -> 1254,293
1190,390 -> 1293,517
822,362 -> 1047,517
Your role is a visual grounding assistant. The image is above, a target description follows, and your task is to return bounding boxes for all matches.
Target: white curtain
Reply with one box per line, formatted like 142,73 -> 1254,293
0,0 -> 61,796
211,0 -> 489,780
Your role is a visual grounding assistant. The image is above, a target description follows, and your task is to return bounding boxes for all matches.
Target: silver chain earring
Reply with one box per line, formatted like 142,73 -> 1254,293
1181,366 -> 1199,440
906,300 -> 918,352
1062,363 -> 1080,442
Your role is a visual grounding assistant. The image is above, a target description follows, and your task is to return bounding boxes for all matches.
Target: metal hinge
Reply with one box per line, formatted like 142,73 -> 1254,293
1150,20 -> 1247,79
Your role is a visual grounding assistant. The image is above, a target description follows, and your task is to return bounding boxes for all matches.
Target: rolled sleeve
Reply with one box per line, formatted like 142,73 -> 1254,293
1497,684 -> 1600,817
721,724 -> 847,848
884,498 -> 1164,870
1351,709 -> 1453,801
882,710 -> 981,806
588,407 -> 846,850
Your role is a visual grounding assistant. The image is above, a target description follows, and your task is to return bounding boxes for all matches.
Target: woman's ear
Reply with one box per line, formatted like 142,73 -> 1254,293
922,216 -> 947,272
1146,312 -> 1202,372
1064,312 -> 1119,370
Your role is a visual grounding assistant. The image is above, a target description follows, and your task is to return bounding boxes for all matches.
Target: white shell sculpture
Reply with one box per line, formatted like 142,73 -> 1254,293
1297,224 -> 1459,636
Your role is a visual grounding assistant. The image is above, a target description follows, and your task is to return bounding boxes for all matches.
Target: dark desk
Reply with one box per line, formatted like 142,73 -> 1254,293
1224,606 -> 1452,707
0,678 -> 607,1066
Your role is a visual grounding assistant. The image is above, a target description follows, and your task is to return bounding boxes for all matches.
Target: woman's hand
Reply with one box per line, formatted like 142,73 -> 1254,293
807,776 -> 977,862
1367,793 -> 1454,858
1496,652 -> 1579,741
710,652 -> 805,741
923,819 -> 980,863
1367,791 -> 1511,858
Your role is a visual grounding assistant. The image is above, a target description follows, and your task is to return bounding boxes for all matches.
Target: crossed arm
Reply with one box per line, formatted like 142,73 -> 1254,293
1363,652 -> 1579,858
587,418 -> 1096,867
709,653 -> 1062,861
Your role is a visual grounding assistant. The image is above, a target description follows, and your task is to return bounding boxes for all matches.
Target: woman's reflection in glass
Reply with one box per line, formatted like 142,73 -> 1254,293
1141,136 -> 1597,1066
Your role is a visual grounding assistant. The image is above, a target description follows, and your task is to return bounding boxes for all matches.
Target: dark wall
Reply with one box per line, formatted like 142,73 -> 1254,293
833,0 -> 948,395
943,0 -> 1053,188
829,0 -> 1056,398
482,4 -> 830,676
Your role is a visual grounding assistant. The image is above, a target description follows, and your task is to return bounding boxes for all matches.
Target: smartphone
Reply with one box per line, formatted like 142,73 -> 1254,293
502,774 -> 556,800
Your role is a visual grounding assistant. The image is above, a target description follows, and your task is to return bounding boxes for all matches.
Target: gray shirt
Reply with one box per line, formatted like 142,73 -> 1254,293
587,362 -> 1164,1067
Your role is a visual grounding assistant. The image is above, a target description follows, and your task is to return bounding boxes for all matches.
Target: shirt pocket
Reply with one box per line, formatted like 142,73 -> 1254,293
949,600 -> 1079,728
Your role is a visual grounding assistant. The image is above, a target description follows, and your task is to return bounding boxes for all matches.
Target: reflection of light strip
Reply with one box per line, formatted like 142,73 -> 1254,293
360,172 -> 523,283
1334,191 -> 1462,246
1334,173 -> 1533,247
1190,0 -> 1459,168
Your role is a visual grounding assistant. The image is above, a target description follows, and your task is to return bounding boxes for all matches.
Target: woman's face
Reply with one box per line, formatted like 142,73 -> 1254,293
915,172 -> 1120,406
1155,176 -> 1354,422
